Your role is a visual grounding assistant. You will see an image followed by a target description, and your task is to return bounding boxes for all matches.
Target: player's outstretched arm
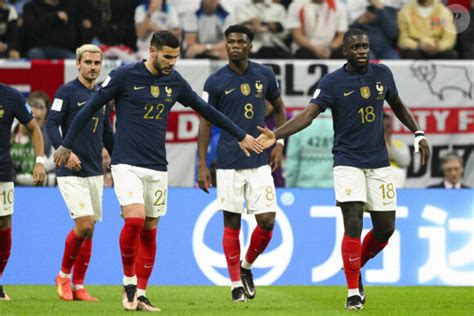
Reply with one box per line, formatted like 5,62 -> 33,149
388,96 -> 431,165
268,97 -> 288,171
197,117 -> 212,193
26,119 -> 46,185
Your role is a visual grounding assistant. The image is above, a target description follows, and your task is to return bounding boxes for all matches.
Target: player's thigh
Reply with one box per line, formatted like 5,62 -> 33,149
87,175 -> 104,222
245,165 -> 277,215
111,164 -> 145,207
216,169 -> 245,214
143,169 -> 168,218
365,167 -> 397,211
333,166 -> 367,204
57,176 -> 95,219
0,182 -> 14,216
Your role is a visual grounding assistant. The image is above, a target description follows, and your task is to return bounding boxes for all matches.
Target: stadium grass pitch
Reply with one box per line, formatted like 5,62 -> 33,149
1,285 -> 472,315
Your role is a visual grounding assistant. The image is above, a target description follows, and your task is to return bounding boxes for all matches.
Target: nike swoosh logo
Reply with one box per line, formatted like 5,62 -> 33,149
349,257 -> 360,262
383,201 -> 393,205
229,255 -> 239,260
224,88 -> 235,95
77,101 -> 87,106
134,86 -> 145,90
144,264 -> 153,269
344,90 -> 355,96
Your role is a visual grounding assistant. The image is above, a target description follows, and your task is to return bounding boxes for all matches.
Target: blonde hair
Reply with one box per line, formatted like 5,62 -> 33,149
76,44 -> 103,62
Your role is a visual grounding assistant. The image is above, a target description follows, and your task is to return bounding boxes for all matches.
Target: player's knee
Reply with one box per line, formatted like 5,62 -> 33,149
344,216 -> 363,237
375,225 -> 395,242
0,215 -> 12,229
76,221 -> 95,238
258,220 -> 274,232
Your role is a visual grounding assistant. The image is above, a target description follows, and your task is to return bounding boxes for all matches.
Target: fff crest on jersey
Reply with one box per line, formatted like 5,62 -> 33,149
376,81 -> 384,100
165,86 -> 173,101
240,83 -> 251,96
360,86 -> 370,99
255,80 -> 263,98
151,85 -> 160,98
0,105 -> 4,119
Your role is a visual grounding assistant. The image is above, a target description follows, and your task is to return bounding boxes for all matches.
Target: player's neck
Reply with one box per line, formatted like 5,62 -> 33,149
346,62 -> 368,75
144,60 -> 159,76
228,60 -> 249,74
78,76 -> 95,90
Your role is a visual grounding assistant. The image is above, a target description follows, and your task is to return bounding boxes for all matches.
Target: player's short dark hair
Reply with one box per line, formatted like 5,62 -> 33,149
150,30 -> 180,50
224,24 -> 254,42
343,28 -> 368,45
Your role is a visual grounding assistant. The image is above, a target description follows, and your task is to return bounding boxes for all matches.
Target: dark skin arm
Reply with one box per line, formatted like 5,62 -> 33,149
268,96 -> 287,171
25,119 -> 46,185
388,96 -> 430,165
257,103 -> 322,149
197,117 -> 212,193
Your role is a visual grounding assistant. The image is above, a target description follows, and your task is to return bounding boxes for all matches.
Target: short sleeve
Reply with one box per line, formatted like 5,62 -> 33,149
183,10 -> 198,33
264,67 -> 281,102
285,2 -> 303,29
309,76 -> 335,111
167,7 -> 181,29
203,76 -> 219,107
12,90 -> 33,125
382,64 -> 399,103
135,5 -> 146,25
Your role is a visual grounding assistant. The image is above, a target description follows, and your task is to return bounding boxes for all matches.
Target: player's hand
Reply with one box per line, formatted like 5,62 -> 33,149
54,145 -> 72,167
32,163 -> 46,186
256,126 -> 276,149
270,143 -> 283,172
65,152 -> 82,172
197,165 -> 212,194
416,138 -> 430,166
239,134 -> 264,157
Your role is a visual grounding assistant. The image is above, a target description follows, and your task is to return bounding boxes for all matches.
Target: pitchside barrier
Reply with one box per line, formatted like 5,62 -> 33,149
4,188 -> 473,286
1,59 -> 473,188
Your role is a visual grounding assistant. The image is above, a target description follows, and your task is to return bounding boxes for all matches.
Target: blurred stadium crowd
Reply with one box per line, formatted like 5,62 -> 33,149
1,0 -> 473,189
0,0 -> 473,60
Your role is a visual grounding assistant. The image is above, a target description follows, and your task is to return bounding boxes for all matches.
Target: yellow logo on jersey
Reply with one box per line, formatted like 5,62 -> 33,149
0,106 -> 4,119
255,80 -> 263,98
165,86 -> 173,101
376,81 -> 384,100
360,86 -> 370,99
241,83 -> 250,96
151,86 -> 160,98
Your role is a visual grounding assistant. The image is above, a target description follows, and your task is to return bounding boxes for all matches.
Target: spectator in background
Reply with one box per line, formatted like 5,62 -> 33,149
22,0 -> 77,59
233,0 -> 292,59
11,94 -> 56,186
285,110 -> 334,188
383,113 -> 410,188
183,0 -> 229,59
135,0 -> 180,60
428,152 -> 470,189
347,0 -> 399,59
77,0 -> 138,56
397,0 -> 457,59
286,0 -> 348,59
0,0 -> 20,58
455,0 -> 474,59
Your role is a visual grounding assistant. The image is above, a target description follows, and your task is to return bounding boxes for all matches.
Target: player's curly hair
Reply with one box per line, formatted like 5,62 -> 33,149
150,30 -> 180,50
343,28 -> 368,44
224,24 -> 254,42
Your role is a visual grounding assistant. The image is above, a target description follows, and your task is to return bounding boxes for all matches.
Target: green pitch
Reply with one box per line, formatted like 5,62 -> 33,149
1,286 -> 472,315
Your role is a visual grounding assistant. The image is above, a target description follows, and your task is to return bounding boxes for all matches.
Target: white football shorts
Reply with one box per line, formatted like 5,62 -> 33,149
111,164 -> 168,218
216,165 -> 277,215
0,182 -> 14,216
333,166 -> 397,211
57,175 -> 104,221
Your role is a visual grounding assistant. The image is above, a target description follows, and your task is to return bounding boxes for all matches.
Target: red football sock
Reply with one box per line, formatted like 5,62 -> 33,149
61,229 -> 84,274
136,228 -> 157,290
245,226 -> 273,264
72,238 -> 92,285
0,227 -> 12,276
223,227 -> 241,282
119,217 -> 145,277
341,234 -> 361,289
361,230 -> 388,268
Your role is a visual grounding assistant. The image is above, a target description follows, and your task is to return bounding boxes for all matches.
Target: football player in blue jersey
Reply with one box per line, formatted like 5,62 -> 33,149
257,28 -> 430,310
197,25 -> 287,302
0,84 -> 46,300
53,30 -> 263,312
47,44 -> 114,302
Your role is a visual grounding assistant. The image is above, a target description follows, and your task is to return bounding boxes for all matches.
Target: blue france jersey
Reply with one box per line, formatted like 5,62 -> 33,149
204,61 -> 280,169
62,62 -> 246,171
311,63 -> 398,168
47,79 -> 114,177
0,84 -> 34,182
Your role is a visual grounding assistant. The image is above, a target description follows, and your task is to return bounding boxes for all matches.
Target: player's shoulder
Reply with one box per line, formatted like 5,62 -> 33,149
205,65 -> 230,87
109,61 -> 139,78
250,61 -> 274,75
370,62 -> 392,75
0,83 -> 23,101
319,67 -> 345,86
